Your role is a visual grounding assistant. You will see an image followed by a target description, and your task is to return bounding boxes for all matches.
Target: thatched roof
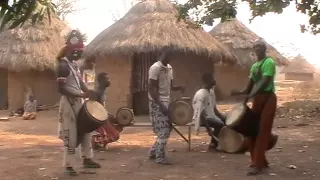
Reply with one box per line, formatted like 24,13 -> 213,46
0,17 -> 70,72
84,0 -> 235,63
210,18 -> 288,68
281,55 -> 315,74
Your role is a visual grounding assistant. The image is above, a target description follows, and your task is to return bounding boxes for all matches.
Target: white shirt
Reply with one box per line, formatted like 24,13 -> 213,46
148,61 -> 173,101
192,88 -> 221,134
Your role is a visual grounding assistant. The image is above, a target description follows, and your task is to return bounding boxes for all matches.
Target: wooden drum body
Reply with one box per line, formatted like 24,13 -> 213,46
169,97 -> 193,126
226,103 -> 260,137
77,100 -> 109,145
218,127 -> 279,153
115,107 -> 134,126
218,126 -> 249,153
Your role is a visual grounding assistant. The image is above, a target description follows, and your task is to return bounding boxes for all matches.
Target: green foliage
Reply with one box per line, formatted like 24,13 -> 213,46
0,0 -> 57,31
178,0 -> 320,34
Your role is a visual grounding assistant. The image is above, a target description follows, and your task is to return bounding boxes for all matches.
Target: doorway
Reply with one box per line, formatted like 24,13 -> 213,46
131,53 -> 157,115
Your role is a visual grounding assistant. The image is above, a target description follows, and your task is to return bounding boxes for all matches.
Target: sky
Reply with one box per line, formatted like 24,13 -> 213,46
65,0 -> 320,66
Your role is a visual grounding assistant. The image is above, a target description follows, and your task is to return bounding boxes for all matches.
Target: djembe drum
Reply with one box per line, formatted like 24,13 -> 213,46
115,107 -> 134,126
77,100 -> 110,145
169,97 -> 193,125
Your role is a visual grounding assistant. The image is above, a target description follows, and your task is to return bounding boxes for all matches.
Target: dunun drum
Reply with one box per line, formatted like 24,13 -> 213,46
115,107 -> 134,126
77,100 -> 109,145
169,97 -> 193,126
225,103 -> 260,137
218,127 -> 279,153
218,126 -> 249,153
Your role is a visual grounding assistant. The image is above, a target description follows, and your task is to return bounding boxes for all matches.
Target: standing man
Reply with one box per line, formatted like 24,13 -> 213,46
148,51 -> 184,165
56,30 -> 101,176
192,73 -> 226,151
231,39 -> 277,176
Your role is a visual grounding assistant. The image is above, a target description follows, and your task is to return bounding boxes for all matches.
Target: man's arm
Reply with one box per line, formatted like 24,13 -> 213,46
171,80 -> 184,91
80,80 -> 89,93
57,61 -> 83,98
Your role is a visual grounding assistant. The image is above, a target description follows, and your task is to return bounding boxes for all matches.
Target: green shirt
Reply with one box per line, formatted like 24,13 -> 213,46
249,57 -> 276,92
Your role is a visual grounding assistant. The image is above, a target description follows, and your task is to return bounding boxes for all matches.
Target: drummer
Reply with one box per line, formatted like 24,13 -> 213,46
192,72 -> 226,151
148,50 -> 184,165
231,39 -> 277,176
91,72 -> 123,151
56,30 -> 101,176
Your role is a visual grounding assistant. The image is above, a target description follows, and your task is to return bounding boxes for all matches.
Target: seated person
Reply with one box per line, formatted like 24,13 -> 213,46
192,73 -> 226,150
22,95 -> 37,120
91,72 -> 123,151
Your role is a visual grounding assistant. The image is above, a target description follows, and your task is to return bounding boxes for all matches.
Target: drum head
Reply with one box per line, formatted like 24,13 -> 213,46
116,107 -> 134,126
169,100 -> 193,126
86,100 -> 108,121
226,104 -> 246,127
218,127 -> 245,153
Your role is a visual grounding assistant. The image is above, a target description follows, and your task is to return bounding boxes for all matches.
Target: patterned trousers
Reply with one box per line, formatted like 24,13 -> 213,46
148,100 -> 172,162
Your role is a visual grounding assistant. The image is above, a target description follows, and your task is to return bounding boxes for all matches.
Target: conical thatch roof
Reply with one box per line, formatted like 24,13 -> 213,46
84,0 -> 235,63
281,55 -> 315,74
0,17 -> 70,72
210,18 -> 288,67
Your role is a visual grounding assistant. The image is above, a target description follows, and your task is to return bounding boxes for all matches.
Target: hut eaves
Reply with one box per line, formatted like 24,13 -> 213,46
0,17 -> 70,72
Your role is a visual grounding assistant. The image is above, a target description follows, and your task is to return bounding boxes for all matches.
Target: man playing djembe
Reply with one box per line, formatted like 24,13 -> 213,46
192,73 -> 226,151
56,30 -> 100,176
231,39 -> 277,176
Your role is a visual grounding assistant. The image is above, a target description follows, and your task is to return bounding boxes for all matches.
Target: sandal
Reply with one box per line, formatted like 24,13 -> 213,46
83,158 -> 101,168
65,167 -> 77,176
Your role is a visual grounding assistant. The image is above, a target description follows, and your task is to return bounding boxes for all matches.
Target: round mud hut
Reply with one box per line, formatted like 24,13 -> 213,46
210,18 -> 288,99
0,17 -> 69,110
84,0 -> 235,115
281,55 -> 315,81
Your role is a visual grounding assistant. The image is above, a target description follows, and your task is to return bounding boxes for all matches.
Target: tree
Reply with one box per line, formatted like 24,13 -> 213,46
53,0 -> 83,21
175,0 -> 320,34
0,0 -> 57,31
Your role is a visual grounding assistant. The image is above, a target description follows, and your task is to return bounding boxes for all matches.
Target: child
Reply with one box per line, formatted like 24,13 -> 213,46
22,95 -> 37,120
91,73 -> 123,151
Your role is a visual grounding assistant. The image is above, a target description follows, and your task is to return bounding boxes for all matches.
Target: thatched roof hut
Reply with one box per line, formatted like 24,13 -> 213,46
0,17 -> 69,110
0,17 -> 69,72
210,18 -> 288,67
84,0 -> 234,63
83,0 -> 235,115
281,55 -> 315,74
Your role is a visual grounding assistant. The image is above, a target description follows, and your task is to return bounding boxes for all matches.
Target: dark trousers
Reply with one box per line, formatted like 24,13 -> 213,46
200,116 -> 226,145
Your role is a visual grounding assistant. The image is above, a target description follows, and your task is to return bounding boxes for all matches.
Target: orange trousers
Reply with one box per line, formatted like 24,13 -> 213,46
249,93 -> 277,168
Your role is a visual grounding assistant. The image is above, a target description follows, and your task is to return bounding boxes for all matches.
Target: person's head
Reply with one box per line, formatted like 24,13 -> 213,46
158,50 -> 171,65
65,30 -> 85,61
201,72 -> 216,89
29,95 -> 35,102
252,39 -> 267,61
97,72 -> 110,88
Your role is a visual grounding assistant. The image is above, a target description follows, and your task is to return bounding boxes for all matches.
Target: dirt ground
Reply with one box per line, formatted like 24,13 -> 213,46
1,79 -> 320,180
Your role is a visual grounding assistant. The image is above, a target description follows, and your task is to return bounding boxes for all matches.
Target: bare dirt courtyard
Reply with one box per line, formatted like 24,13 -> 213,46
1,80 -> 320,180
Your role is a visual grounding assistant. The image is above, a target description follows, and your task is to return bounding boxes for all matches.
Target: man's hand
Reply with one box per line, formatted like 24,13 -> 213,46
179,85 -> 186,94
159,103 -> 169,116
207,128 -> 214,136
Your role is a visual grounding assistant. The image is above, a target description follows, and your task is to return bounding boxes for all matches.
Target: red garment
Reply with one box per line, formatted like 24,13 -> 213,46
249,93 -> 277,168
